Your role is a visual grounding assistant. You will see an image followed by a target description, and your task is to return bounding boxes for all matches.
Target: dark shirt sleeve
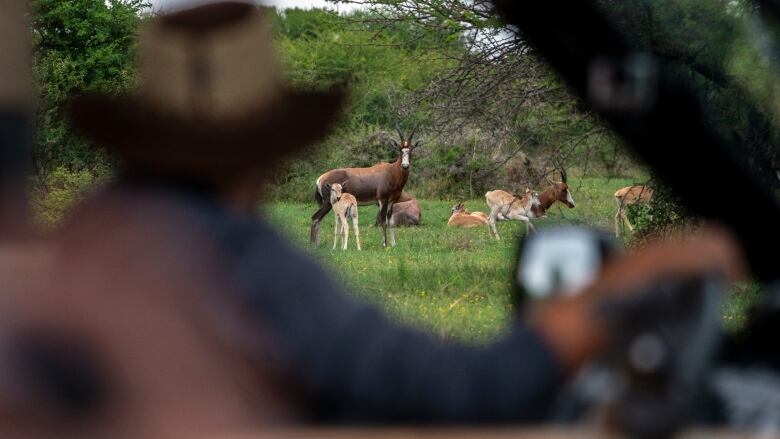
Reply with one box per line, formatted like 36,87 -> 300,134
229,220 -> 564,423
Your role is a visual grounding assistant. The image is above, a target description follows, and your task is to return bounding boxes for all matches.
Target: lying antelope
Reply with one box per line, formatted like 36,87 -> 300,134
485,189 -> 542,239
328,183 -> 361,250
375,191 -> 421,226
614,185 -> 653,237
390,192 -> 422,226
448,202 -> 488,228
537,162 -> 575,212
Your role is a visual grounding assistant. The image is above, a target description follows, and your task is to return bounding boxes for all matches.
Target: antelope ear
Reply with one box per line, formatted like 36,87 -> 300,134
390,139 -> 399,148
340,181 -> 348,190
324,183 -> 331,191
413,140 -> 423,148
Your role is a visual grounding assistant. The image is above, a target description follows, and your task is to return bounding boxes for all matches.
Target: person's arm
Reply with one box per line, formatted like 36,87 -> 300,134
530,225 -> 746,374
230,221 -> 564,423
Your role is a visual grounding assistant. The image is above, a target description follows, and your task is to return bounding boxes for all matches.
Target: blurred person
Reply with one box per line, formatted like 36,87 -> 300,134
0,1 -> 744,435
0,2 -> 301,436
0,0 -> 33,240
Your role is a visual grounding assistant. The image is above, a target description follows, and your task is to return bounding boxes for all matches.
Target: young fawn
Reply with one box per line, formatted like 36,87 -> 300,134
328,182 -> 361,250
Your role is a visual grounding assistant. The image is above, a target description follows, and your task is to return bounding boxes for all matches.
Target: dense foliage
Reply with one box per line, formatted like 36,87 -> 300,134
600,0 -> 780,188
31,0 -> 146,224
264,5 -> 632,202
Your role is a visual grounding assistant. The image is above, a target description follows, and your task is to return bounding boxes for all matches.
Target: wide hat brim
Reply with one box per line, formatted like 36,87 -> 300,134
67,87 -> 346,181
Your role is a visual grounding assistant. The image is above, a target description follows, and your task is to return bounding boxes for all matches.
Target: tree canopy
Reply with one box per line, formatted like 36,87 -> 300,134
29,0 -> 778,217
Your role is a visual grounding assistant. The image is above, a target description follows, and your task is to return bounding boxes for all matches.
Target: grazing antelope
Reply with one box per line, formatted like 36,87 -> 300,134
485,189 -> 542,239
448,202 -> 488,228
312,123 -> 420,247
389,192 -> 421,226
614,185 -> 653,237
328,182 -> 361,250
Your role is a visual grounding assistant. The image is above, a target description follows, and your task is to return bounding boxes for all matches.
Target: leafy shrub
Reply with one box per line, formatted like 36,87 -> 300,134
628,180 -> 696,245
33,165 -> 111,228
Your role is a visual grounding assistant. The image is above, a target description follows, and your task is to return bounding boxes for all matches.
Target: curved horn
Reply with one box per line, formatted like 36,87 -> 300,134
553,156 -> 568,183
395,121 -> 404,140
408,122 -> 418,141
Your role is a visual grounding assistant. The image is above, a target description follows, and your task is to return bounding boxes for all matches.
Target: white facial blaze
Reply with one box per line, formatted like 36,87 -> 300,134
566,189 -> 575,206
401,148 -> 411,168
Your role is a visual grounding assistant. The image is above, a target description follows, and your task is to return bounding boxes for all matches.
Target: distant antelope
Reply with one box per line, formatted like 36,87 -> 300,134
328,182 -> 361,250
448,202 -> 488,228
312,123 -> 420,247
614,185 -> 653,237
485,189 -> 542,239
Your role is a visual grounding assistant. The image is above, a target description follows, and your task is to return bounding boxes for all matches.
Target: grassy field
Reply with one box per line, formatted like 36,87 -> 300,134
262,176 -> 758,342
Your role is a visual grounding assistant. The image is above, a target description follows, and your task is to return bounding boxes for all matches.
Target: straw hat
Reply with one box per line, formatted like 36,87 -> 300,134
68,1 -> 346,181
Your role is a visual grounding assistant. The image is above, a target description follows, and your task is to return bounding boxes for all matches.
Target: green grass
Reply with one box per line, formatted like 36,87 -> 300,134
722,282 -> 762,333
261,176 -> 759,342
263,176 -> 635,342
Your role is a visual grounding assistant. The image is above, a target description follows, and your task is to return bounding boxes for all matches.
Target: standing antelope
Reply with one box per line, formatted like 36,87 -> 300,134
328,182 -> 361,250
485,188 -> 542,240
614,185 -> 653,237
311,123 -> 420,247
448,202 -> 488,228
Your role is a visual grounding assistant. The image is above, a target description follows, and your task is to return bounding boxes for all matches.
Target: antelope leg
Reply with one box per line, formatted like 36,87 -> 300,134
352,214 -> 361,251
333,214 -> 340,250
310,202 -> 332,245
378,200 -> 389,247
507,212 -> 534,236
487,207 -> 500,240
526,217 -> 536,234
388,202 -> 397,247
623,211 -> 635,232
342,219 -> 349,250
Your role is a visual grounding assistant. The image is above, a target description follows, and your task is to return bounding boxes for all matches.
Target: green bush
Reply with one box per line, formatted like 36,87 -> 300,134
33,165 -> 111,228
628,180 -> 695,245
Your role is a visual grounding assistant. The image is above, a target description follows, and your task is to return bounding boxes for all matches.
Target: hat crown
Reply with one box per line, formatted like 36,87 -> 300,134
139,2 -> 281,121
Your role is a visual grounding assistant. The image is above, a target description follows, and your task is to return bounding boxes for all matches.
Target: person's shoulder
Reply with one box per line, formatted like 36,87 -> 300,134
229,217 -> 346,298
63,185 -> 222,236
233,218 -> 321,272
54,185 -> 231,271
